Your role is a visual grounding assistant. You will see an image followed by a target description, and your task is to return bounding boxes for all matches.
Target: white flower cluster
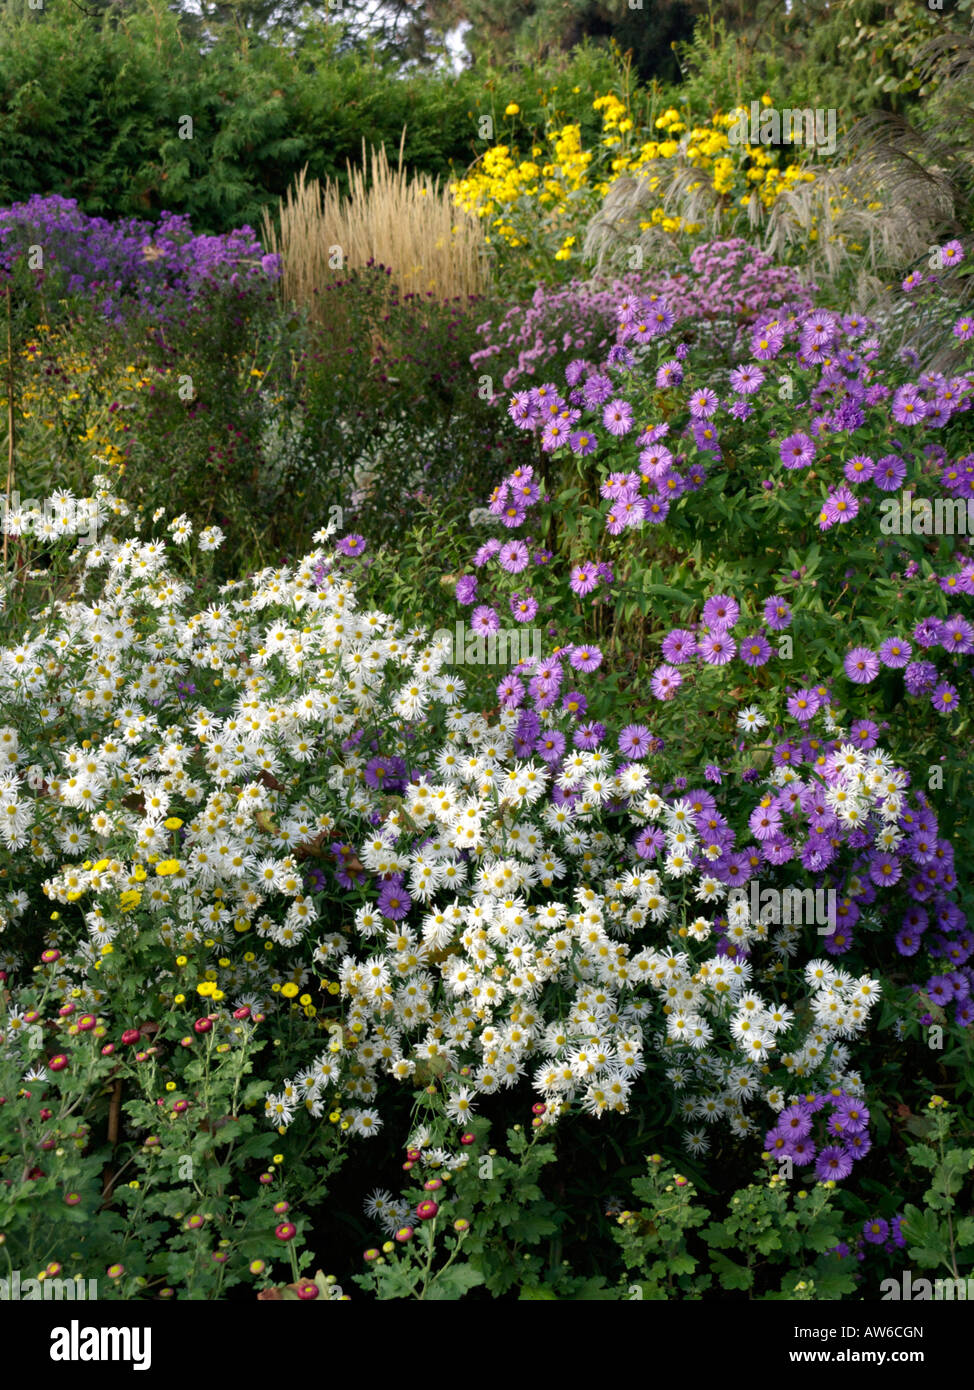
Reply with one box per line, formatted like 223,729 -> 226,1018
0,485 -> 889,1152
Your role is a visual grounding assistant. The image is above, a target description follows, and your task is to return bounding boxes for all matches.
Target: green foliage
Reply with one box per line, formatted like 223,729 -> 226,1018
614,1157 -> 859,1300
0,977 -> 344,1299
898,1100 -> 974,1281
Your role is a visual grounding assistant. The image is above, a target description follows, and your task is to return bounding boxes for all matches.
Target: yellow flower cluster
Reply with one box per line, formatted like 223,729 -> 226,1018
450,91 -> 844,269
452,120 -> 594,261
9,324 -> 154,476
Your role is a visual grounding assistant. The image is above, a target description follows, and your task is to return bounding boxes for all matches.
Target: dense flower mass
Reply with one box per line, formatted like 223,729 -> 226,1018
0,194 -> 280,324
2,481 -> 937,1170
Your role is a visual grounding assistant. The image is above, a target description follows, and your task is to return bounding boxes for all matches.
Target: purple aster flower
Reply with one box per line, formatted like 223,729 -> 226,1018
729,364 -> 765,395
564,359 -> 589,386
953,315 -> 974,342
926,974 -> 954,1005
931,681 -> 959,714
569,564 -> 600,597
790,1136 -> 817,1166
702,594 -> 740,629
873,454 -> 907,491
739,632 -> 772,667
377,876 -> 412,920
530,383 -> 562,409
474,538 -> 502,567
496,674 -> 525,708
364,756 -> 396,789
583,373 -> 614,406
749,801 -> 783,840
763,595 -> 792,631
635,825 -> 665,859
535,730 -> 566,763
869,853 -> 902,888
844,646 -> 880,683
510,474 -> 540,507
508,391 -> 538,427
752,327 -> 785,359
569,429 -> 598,456
815,1146 -> 855,1182
510,593 -> 539,622
699,631 -> 736,665
470,605 -> 501,635
825,486 -> 859,524
661,628 -> 698,664
780,432 -> 816,469
455,575 -> 478,605
607,343 -> 635,368
848,718 -> 879,748
618,724 -> 653,758
787,688 -> 821,723
903,660 -> 938,696
879,637 -> 912,668
573,720 -> 606,749
656,359 -> 683,388
843,454 -> 874,484
863,1217 -> 889,1245
562,690 -> 587,718
639,443 -> 673,478
569,644 -> 603,673
779,1105 -> 813,1138
913,616 -> 943,648
688,387 -> 719,419
541,417 -> 571,451
643,496 -> 670,524
692,420 -> 720,452
940,239 -> 964,267
337,534 -> 366,557
892,386 -> 927,425
498,540 -> 529,573
940,615 -> 974,654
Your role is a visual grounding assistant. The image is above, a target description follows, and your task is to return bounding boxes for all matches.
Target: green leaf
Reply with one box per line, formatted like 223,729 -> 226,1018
710,1250 -> 753,1291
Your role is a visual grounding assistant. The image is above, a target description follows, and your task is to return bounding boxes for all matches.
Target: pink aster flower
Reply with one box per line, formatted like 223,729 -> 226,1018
603,399 -> 634,436
651,663 -> 682,700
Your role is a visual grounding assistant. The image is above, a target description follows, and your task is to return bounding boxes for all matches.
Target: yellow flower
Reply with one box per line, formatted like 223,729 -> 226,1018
281,982 -> 300,999
196,981 -> 216,997
163,817 -> 183,830
119,890 -> 142,913
504,103 -> 519,116
155,859 -> 180,876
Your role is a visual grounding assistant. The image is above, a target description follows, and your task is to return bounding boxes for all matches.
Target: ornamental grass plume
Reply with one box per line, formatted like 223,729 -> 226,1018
261,133 -> 488,322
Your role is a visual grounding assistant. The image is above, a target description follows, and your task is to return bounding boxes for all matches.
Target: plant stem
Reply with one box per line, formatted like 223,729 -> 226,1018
3,286 -> 15,579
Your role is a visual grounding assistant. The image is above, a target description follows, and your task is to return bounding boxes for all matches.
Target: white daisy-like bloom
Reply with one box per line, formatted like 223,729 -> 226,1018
0,481 -> 899,1157
736,704 -> 768,732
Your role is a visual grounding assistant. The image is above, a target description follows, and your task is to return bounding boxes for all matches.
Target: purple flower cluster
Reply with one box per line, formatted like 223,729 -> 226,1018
0,194 -> 280,325
765,1091 -> 872,1181
471,239 -> 817,394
